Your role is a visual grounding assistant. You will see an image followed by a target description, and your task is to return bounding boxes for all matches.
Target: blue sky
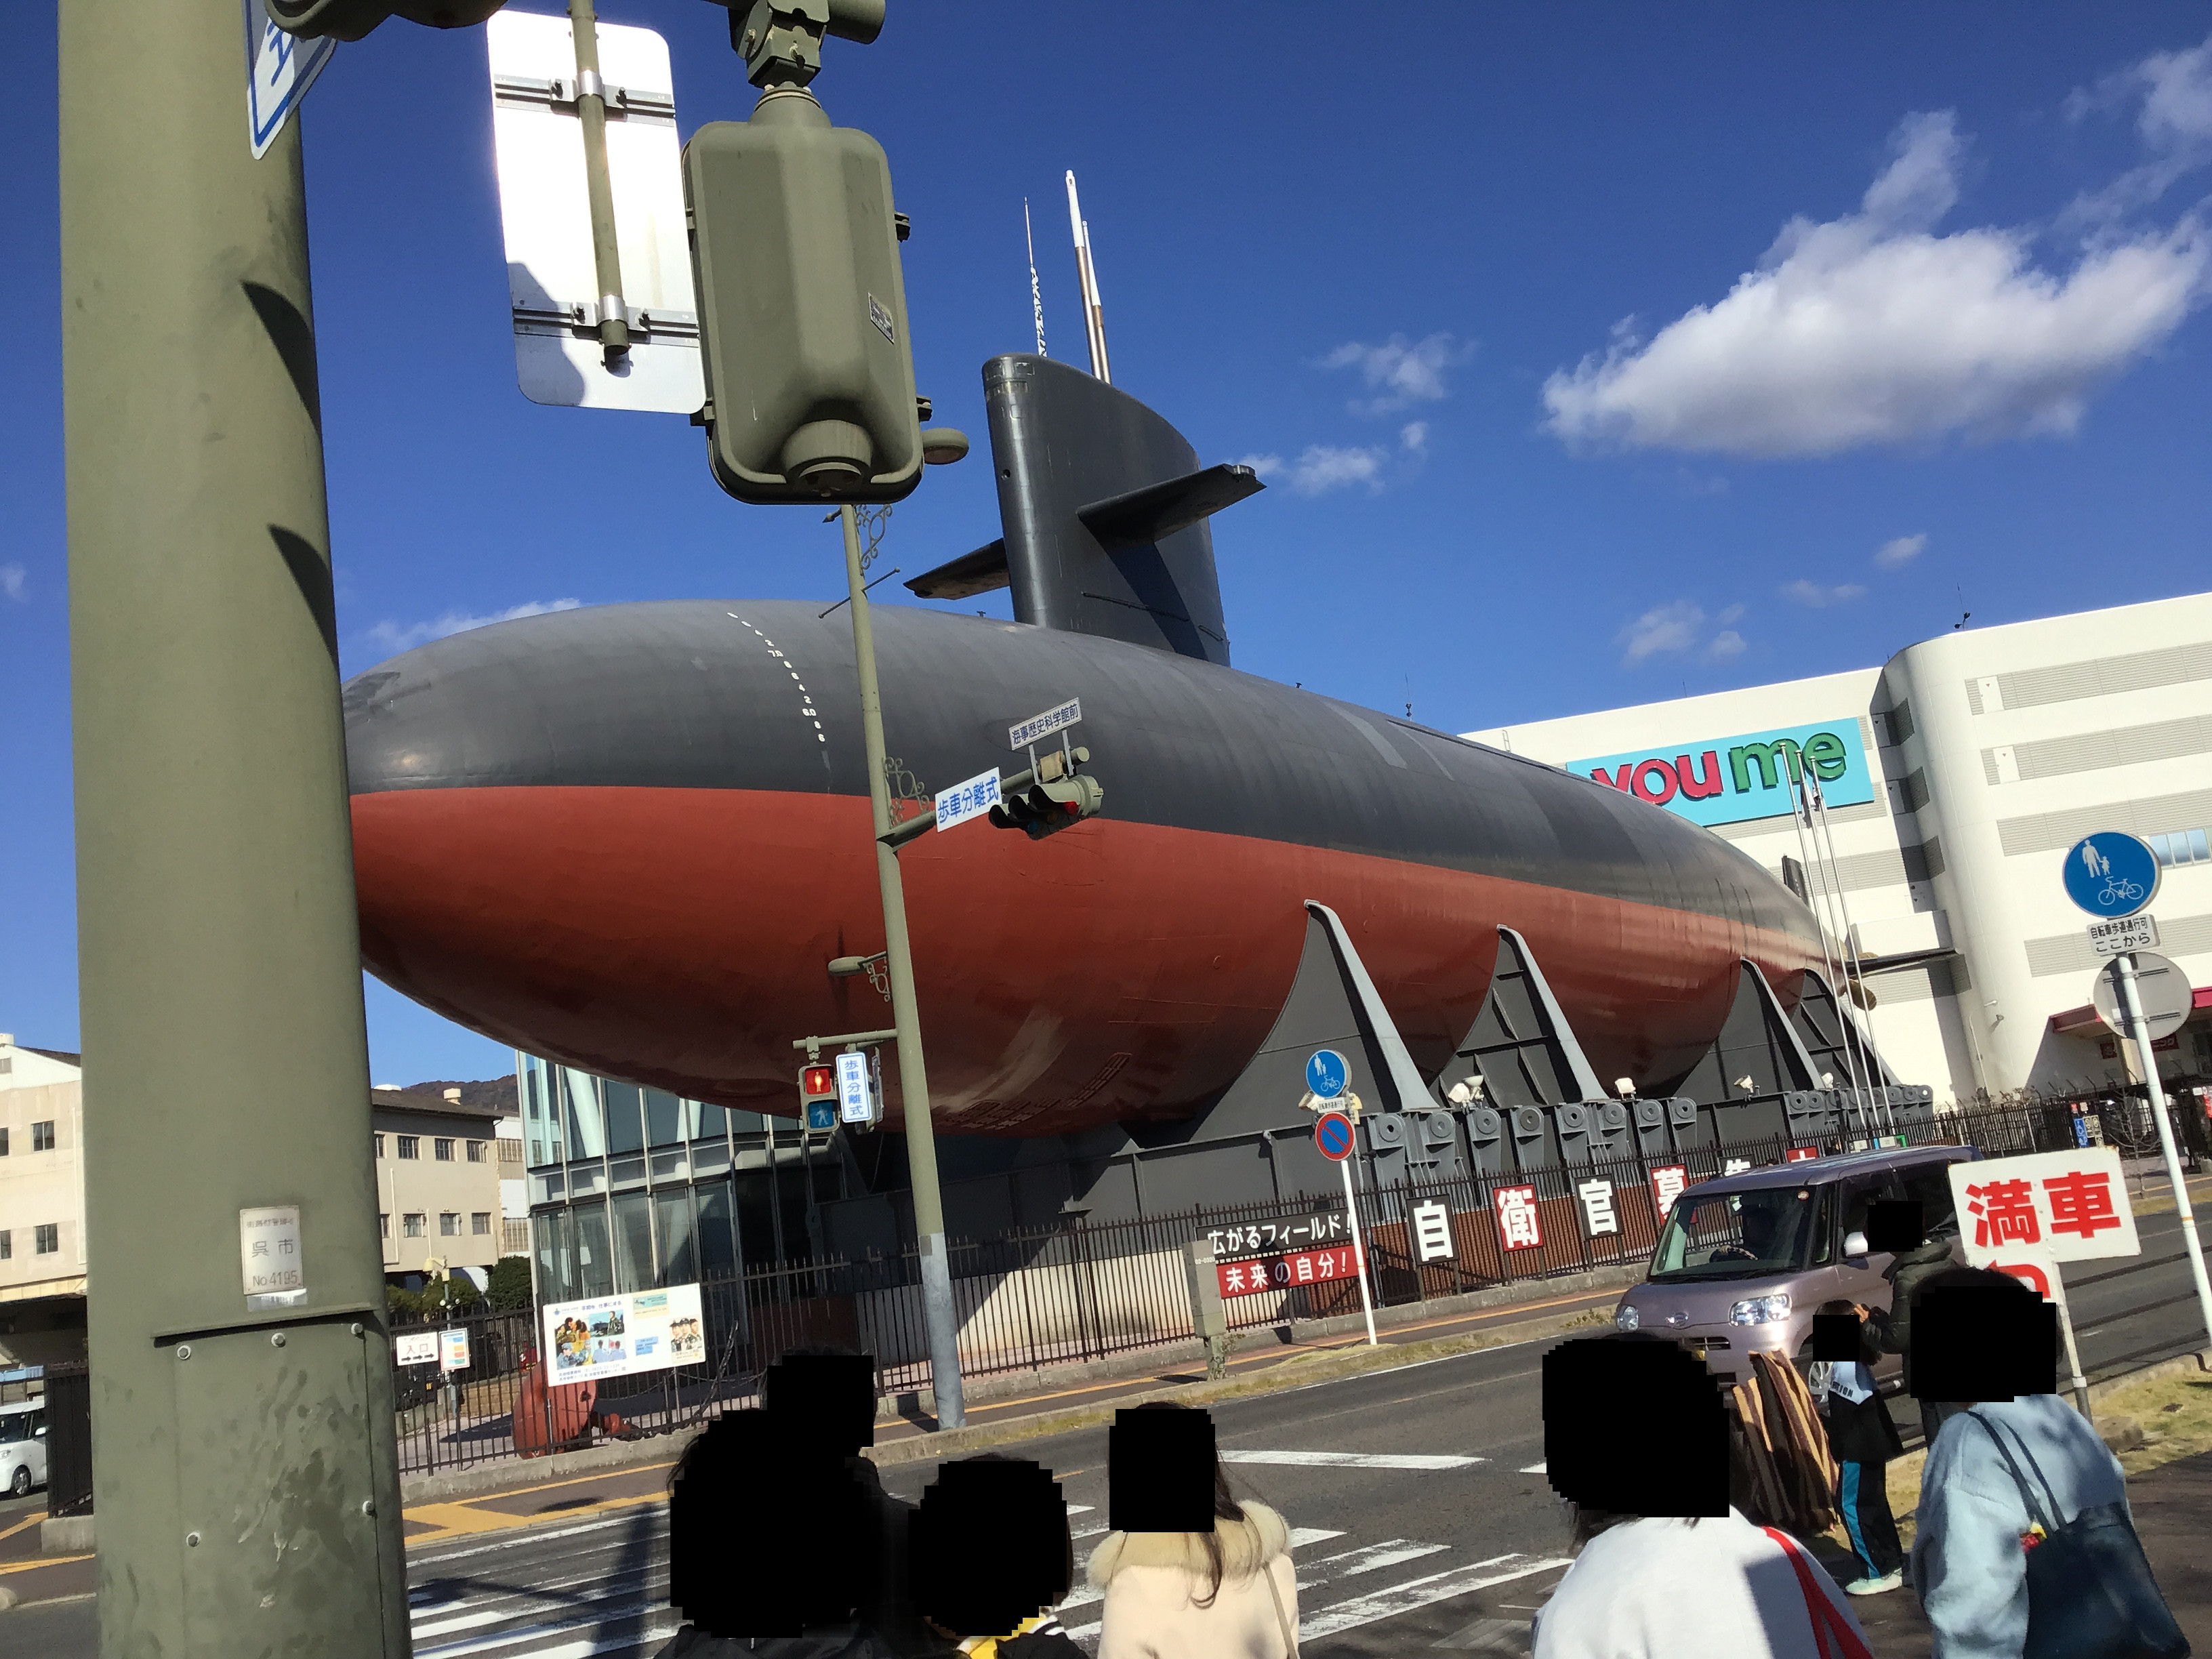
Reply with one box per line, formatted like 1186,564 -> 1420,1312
5,5 -> 2210,1083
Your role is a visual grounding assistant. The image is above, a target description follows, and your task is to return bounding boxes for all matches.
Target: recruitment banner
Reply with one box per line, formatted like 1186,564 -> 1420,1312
541,1283 -> 707,1385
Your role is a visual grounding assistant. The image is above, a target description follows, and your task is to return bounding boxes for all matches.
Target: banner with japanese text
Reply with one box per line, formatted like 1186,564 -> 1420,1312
1216,1244 -> 1360,1298
1948,1146 -> 2137,1267
1495,1184 -> 1544,1251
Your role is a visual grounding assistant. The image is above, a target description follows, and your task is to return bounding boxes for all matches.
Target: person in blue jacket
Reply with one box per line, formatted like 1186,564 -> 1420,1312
1906,1268 -> 2135,1657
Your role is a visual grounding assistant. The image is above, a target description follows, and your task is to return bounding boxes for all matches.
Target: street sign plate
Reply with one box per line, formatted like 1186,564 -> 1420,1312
1948,1145 -> 2137,1266
835,1051 -> 872,1124
2087,914 -> 2158,956
1306,1048 -> 1349,1100
487,12 -> 703,414
2091,949 -> 2192,1042
2062,832 -> 2160,919
1008,698 -> 1082,751
245,0 -> 336,161
439,1328 -> 472,1372
1315,1111 -> 1355,1161
935,768 -> 1003,833
394,1330 -> 438,1366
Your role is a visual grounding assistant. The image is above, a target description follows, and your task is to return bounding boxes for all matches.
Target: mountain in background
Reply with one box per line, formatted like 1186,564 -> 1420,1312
389,1076 -> 519,1114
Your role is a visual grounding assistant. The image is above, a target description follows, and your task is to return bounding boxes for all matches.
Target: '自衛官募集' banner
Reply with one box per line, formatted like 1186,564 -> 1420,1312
1567,717 -> 1874,828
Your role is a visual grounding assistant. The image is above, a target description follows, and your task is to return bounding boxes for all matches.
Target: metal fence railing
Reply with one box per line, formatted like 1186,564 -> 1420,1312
388,1092 -> 2205,1475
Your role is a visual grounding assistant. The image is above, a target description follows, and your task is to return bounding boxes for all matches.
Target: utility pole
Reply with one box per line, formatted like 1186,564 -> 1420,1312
60,3 -> 407,1656
838,506 -> 966,1429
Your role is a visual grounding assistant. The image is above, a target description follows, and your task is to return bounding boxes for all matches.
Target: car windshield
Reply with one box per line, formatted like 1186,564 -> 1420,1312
1650,1183 -> 1828,1280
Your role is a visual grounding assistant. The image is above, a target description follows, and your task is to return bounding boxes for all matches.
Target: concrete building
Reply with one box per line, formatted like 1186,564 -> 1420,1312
371,1087 -> 512,1291
0,1035 -> 88,1366
1469,590 -> 2212,1105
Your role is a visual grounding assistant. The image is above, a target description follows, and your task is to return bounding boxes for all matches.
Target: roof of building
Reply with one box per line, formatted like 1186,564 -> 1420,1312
370,1087 -> 508,1123
18,1047 -> 81,1068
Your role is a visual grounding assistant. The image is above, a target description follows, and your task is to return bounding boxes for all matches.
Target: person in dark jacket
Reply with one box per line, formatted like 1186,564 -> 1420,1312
1855,1201 -> 1965,1448
911,1455 -> 1084,1659
1811,1300 -> 1906,1595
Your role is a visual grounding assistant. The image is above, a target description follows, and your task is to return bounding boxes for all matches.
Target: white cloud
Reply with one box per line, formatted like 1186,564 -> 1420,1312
1240,446 -> 1390,496
0,564 -> 24,602
1618,600 -> 1751,666
2067,34 -> 2212,219
367,597 -> 581,654
1780,579 -> 1868,607
1875,532 -> 1928,569
1541,110 -> 2211,457
1400,421 -> 1429,453
1319,333 -> 1468,415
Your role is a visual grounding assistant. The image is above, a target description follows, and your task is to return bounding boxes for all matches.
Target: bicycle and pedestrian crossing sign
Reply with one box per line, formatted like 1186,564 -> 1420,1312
2063,832 -> 2159,918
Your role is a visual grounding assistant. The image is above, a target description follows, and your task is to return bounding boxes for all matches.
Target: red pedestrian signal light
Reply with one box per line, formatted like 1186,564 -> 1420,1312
800,1065 -> 836,1101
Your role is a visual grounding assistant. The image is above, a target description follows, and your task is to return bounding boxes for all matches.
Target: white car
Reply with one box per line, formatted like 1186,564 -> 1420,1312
0,1400 -> 46,1498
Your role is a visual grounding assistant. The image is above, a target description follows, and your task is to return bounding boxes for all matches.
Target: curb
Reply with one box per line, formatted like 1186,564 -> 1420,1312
2088,1349 -> 2211,1407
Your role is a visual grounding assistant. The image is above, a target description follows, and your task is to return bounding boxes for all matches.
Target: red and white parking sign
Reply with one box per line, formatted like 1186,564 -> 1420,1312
1948,1145 -> 2139,1267
1496,1184 -> 1544,1252
1216,1244 -> 1360,1297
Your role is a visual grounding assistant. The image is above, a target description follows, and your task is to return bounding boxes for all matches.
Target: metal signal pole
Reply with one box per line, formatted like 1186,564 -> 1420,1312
838,504 -> 966,1429
2112,953 -> 2212,1349
60,3 -> 406,1656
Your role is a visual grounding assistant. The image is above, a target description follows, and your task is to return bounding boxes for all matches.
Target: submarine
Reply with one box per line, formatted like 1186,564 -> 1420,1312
344,353 -> 1830,1136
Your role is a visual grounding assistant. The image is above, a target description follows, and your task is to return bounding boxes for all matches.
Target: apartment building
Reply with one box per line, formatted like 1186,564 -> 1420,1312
0,1035 -> 89,1366
371,1088 -> 512,1290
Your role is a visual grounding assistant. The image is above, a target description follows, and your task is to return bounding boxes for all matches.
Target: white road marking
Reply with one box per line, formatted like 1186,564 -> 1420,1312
1296,1553 -> 1573,1641
415,1610 -> 680,1659
1221,1450 -> 1481,1469
1062,1525 -> 1347,1621
1305,1538 -> 1449,1578
1520,1462 -> 1547,1473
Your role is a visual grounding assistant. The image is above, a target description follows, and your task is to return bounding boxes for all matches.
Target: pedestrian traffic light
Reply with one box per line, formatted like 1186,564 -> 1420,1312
989,747 -> 1105,841
798,1062 -> 838,1129
263,0 -> 505,41
683,11 -> 921,505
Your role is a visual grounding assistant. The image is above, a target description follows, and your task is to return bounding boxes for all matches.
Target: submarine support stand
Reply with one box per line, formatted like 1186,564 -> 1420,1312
839,502 -> 967,1429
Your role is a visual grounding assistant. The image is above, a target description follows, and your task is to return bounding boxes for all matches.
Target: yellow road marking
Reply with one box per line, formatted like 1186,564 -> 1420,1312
0,1513 -> 44,1546
0,1551 -> 94,1576
405,1487 -> 672,1549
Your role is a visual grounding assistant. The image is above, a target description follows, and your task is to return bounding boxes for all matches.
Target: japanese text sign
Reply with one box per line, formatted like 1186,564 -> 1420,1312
1576,1179 -> 1619,1237
394,1330 -> 438,1367
1208,1214 -> 1346,1260
1948,1146 -> 2137,1267
1008,698 -> 1082,751
1650,1165 -> 1689,1220
935,768 -> 1004,833
1216,1244 -> 1360,1297
1496,1184 -> 1544,1251
239,1204 -> 305,1303
1412,1200 -> 1454,1262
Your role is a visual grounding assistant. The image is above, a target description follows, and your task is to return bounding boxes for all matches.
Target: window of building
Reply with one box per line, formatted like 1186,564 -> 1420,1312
398,1136 -> 419,1160
32,1122 -> 56,1152
0,1231 -> 9,1259
379,1213 -> 390,1237
35,1224 -> 58,1254
373,1132 -> 385,1159
472,1212 -> 491,1235
439,1212 -> 459,1236
467,1140 -> 486,1162
404,1213 -> 426,1237
0,1127 -> 9,1155
2148,827 -> 2212,868
499,1139 -> 523,1165
435,1138 -> 455,1162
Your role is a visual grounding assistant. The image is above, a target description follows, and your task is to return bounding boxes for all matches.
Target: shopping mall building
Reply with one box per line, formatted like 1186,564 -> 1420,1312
1467,589 -> 2212,1105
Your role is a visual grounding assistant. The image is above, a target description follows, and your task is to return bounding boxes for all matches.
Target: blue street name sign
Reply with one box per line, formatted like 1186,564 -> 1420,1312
2062,833 -> 2160,920
1315,1111 -> 1355,1162
1307,1048 -> 1349,1100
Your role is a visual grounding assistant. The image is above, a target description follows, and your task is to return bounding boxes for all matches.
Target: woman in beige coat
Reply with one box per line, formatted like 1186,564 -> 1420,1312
1087,1446 -> 1300,1659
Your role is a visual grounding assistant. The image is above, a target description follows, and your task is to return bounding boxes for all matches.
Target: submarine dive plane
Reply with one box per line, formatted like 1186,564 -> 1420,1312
344,353 -> 1830,1137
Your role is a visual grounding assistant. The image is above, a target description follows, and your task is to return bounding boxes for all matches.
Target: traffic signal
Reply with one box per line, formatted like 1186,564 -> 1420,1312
263,0 -> 505,41
799,1063 -> 838,1128
683,91 -> 922,504
989,747 -> 1105,841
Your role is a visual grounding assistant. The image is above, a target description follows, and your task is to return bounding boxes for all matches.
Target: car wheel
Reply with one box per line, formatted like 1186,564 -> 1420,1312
7,1465 -> 27,1498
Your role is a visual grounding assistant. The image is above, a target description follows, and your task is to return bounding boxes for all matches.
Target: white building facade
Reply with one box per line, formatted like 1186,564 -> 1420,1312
1470,590 -> 2212,1105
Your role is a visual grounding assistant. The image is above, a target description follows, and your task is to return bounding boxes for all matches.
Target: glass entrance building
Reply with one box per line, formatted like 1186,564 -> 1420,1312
518,1052 -> 855,1300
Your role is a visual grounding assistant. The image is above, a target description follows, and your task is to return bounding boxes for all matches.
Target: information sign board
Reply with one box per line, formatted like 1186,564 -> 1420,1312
1948,1146 -> 2138,1268
541,1283 -> 706,1385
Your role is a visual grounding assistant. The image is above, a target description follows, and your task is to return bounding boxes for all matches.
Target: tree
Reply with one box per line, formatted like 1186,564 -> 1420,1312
485,1254 -> 534,1312
424,1273 -> 481,1315
387,1284 -> 422,1322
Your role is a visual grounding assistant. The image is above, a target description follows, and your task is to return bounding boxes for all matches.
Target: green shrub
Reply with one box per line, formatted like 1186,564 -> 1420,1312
486,1254 -> 535,1312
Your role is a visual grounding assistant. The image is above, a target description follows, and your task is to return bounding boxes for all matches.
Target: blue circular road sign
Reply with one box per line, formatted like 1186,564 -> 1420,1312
1307,1048 -> 1349,1099
1315,1111 -> 1355,1161
2062,832 -> 2160,918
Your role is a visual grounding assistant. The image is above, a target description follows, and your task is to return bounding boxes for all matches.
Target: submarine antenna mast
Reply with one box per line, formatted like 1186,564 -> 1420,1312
1025,199 -> 1048,356
1065,170 -> 1111,382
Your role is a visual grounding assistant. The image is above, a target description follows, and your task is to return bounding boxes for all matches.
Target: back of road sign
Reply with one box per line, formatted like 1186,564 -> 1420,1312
487,12 -> 704,415
2062,832 -> 2160,919
2093,950 -> 2193,1042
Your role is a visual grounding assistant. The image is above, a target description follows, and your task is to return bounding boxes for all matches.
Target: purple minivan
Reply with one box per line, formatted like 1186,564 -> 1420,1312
1612,1143 -> 1982,1389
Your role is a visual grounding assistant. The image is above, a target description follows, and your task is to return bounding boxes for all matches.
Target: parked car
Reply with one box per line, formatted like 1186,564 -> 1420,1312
0,1399 -> 47,1498
1612,1143 -> 1981,1388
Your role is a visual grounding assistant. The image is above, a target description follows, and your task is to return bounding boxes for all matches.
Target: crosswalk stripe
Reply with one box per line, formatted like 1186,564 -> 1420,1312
414,1609 -> 678,1659
1221,1450 -> 1482,1469
1305,1539 -> 1449,1578
1519,1462 -> 1547,1474
1059,1526 -> 1347,1624
1295,1552 -> 1573,1641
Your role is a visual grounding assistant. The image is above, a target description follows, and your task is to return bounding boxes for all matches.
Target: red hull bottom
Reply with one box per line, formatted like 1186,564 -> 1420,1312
352,787 -> 1822,1136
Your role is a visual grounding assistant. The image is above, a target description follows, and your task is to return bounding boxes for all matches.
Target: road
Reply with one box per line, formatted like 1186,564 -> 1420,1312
5,1207 -> 2207,1659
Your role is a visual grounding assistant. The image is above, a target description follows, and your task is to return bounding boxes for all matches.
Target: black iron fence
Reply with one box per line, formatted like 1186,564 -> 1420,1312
390,1094 -> 2198,1475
